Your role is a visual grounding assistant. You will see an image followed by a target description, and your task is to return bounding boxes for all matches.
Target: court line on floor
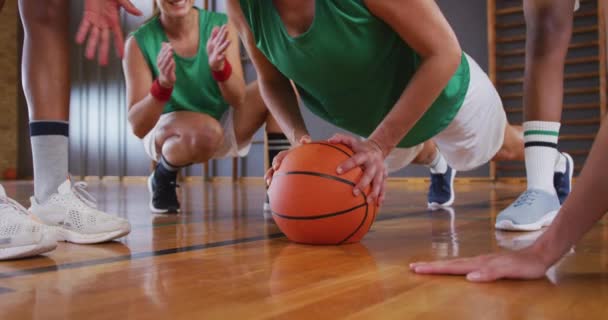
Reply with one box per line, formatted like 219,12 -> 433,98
131,198 -> 504,230
0,200 -> 499,280
0,233 -> 285,280
0,287 -> 15,294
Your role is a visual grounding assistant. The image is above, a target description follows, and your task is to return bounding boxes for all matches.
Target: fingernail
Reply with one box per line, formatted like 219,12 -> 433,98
266,179 -> 270,186
467,272 -> 482,281
337,167 -> 343,174
353,189 -> 360,196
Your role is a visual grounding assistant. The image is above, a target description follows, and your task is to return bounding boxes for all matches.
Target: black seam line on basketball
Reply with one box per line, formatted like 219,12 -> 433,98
272,202 -> 368,220
310,142 -> 353,157
274,171 -> 356,187
0,233 -> 285,280
524,141 -> 558,148
339,199 -> 369,245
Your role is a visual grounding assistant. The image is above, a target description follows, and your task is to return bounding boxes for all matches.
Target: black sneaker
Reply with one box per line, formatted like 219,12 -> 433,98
427,166 -> 456,209
147,172 -> 180,213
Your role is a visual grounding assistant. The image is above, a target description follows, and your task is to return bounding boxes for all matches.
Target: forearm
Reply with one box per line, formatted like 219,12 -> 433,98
531,118 -> 608,266
369,53 -> 461,155
128,95 -> 166,138
216,59 -> 246,108
258,78 -> 308,145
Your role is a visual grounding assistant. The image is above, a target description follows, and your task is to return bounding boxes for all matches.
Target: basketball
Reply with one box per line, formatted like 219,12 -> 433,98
268,142 -> 378,245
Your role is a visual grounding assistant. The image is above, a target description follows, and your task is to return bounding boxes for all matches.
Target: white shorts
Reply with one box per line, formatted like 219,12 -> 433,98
385,53 -> 507,173
142,107 -> 252,162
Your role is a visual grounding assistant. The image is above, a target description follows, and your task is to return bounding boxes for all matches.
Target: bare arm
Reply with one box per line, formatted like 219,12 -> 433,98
364,0 -> 462,155
225,0 -> 309,145
411,117 -> 608,281
532,117 -> 608,266
123,36 -> 167,139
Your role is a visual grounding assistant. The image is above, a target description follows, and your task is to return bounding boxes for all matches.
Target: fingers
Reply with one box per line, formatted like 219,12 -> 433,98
157,43 -> 173,68
85,26 -> 101,60
355,167 -> 376,200
76,18 -> 91,44
336,153 -> 366,175
466,268 -> 501,283
264,168 -> 275,186
98,28 -> 110,66
370,170 -> 384,204
216,39 -> 231,56
111,21 -> 126,59
299,135 -> 312,144
328,133 -> 357,147
272,150 -> 289,171
167,59 -> 176,83
266,150 -> 290,186
409,256 -> 487,275
117,0 -> 144,16
377,168 -> 387,206
216,25 -> 229,45
210,26 -> 220,41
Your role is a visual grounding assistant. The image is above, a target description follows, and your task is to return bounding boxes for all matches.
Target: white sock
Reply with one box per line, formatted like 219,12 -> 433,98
427,149 -> 448,174
523,121 -> 560,194
30,121 -> 69,203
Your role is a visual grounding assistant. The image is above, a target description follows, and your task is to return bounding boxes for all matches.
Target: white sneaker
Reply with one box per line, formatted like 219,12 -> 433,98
0,185 -> 57,260
29,180 -> 131,244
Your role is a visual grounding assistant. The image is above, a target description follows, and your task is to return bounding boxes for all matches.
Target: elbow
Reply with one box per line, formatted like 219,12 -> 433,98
128,112 -> 148,139
440,44 -> 462,78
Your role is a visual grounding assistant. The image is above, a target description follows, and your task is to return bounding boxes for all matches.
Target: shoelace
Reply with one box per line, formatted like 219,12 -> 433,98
0,196 -> 31,217
513,190 -> 538,207
72,181 -> 98,208
430,174 -> 448,195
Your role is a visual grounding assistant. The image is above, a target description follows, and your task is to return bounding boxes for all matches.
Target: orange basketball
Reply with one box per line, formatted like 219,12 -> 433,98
268,142 -> 378,245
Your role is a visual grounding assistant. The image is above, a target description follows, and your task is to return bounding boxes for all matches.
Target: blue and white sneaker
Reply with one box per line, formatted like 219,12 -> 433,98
554,152 -> 574,205
428,166 -> 456,208
495,189 -> 560,231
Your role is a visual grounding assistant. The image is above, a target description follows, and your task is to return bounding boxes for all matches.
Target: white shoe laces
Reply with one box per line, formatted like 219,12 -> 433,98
0,196 -> 31,217
71,182 -> 98,209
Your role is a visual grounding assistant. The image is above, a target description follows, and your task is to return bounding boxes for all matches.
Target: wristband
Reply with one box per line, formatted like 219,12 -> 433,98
212,60 -> 233,82
150,79 -> 173,102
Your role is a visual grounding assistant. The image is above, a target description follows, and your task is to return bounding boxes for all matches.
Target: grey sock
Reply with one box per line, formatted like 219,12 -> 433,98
30,121 -> 69,203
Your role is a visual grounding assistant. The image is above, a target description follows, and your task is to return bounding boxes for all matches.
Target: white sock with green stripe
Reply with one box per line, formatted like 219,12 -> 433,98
523,121 -> 561,194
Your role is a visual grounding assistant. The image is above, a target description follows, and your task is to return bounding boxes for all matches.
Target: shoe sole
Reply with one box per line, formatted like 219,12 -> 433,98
263,202 -> 273,220
147,174 -> 179,214
427,170 -> 457,209
494,209 -> 559,231
0,233 -> 57,260
53,225 -> 131,244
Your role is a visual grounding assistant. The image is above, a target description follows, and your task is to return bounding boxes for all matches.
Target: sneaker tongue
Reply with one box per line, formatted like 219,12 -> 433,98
58,179 -> 73,195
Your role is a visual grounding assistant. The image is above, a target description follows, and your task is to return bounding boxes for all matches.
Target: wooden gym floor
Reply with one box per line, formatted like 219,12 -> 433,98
0,180 -> 607,319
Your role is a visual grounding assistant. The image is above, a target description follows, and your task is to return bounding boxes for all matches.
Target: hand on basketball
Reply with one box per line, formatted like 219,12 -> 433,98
207,25 -> 231,71
409,247 -> 550,282
76,0 -> 143,66
157,43 -> 177,88
328,134 -> 388,206
265,135 -> 312,186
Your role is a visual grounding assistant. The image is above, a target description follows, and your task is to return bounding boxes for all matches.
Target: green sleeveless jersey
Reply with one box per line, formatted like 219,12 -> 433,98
133,8 -> 229,119
239,0 -> 470,147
